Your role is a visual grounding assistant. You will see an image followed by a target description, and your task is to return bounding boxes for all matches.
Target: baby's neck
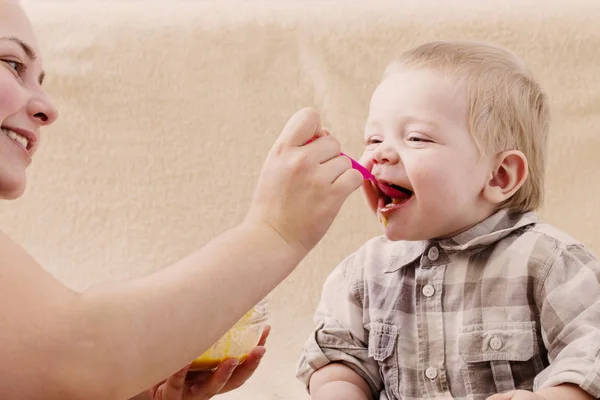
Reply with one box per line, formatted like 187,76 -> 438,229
433,206 -> 501,240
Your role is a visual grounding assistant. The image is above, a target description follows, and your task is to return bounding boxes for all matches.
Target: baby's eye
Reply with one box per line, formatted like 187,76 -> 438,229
407,136 -> 431,143
365,138 -> 382,145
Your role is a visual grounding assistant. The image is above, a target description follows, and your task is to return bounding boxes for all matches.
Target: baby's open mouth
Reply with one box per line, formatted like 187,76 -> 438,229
378,183 -> 413,213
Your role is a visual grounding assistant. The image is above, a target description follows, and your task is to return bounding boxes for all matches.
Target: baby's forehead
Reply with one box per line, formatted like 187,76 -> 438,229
368,69 -> 468,121
380,67 -> 466,95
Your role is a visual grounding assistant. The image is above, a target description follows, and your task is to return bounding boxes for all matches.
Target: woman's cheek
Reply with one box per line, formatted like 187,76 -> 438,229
0,72 -> 24,119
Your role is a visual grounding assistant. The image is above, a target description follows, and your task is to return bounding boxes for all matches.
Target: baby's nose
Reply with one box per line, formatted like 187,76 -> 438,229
372,145 -> 399,165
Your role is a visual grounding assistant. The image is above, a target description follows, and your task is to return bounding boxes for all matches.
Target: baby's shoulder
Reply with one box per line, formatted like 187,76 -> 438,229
511,221 -> 597,268
527,222 -> 585,247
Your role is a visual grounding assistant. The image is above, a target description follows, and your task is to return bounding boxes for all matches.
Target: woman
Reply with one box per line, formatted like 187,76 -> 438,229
0,1 -> 362,399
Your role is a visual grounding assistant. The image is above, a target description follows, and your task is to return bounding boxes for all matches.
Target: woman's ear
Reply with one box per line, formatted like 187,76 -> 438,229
482,150 -> 528,205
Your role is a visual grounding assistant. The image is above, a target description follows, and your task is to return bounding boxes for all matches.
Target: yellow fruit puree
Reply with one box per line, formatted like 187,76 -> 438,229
189,309 -> 260,371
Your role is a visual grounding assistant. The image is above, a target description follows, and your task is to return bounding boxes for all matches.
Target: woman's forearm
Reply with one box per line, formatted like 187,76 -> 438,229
80,221 -> 304,399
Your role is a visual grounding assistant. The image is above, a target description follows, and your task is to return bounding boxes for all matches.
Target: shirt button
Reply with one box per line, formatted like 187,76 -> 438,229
425,367 -> 438,380
490,336 -> 503,351
428,246 -> 439,261
422,284 -> 435,297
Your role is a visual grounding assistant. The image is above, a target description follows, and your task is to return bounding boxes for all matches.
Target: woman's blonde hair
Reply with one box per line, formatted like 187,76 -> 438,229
384,40 -> 550,212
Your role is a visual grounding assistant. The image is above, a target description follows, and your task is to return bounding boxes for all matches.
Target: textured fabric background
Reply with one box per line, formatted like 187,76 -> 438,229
2,1 -> 599,398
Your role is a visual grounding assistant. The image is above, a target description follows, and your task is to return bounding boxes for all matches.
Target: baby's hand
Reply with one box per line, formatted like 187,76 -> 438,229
132,326 -> 270,400
487,390 -> 546,400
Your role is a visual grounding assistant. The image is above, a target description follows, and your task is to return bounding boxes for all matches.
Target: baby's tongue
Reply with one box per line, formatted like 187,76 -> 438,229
378,183 -> 411,200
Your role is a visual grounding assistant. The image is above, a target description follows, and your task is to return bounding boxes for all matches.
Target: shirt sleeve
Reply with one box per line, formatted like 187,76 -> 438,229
534,243 -> 600,397
296,253 -> 382,397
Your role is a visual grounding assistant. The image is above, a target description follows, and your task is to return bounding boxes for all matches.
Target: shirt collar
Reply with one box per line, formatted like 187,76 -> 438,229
384,209 -> 538,273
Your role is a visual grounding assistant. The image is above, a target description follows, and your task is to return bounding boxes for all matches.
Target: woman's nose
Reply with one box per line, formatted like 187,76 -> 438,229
28,94 -> 59,126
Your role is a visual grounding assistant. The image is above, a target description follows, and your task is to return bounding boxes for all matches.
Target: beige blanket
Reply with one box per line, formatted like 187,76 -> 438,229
4,0 -> 599,398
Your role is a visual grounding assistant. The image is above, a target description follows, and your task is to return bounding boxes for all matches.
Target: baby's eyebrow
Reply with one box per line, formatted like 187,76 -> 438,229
402,115 -> 440,129
364,118 -> 382,131
365,116 -> 440,133
0,36 -> 46,85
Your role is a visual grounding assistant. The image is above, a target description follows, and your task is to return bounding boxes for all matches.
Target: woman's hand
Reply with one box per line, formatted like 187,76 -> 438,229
133,325 -> 270,400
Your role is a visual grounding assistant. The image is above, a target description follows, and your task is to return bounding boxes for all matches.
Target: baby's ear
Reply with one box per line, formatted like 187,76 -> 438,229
482,150 -> 528,205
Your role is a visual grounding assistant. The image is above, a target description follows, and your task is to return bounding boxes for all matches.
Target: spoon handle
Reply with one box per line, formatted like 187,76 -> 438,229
340,152 -> 374,182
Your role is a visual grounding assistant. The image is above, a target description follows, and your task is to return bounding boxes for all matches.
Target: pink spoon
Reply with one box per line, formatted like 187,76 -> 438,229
340,152 -> 408,199
304,137 -> 408,199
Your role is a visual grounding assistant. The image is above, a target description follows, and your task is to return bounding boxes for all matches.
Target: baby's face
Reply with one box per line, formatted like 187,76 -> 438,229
0,1 -> 57,199
360,68 -> 495,241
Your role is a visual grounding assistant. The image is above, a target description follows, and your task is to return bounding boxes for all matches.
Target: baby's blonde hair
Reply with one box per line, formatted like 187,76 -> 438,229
384,40 -> 550,213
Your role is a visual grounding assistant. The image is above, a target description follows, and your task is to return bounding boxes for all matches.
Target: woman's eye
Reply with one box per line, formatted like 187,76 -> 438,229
4,60 -> 26,74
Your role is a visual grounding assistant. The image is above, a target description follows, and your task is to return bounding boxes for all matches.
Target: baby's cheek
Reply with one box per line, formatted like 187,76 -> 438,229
414,166 -> 459,202
360,181 -> 379,213
358,151 -> 373,169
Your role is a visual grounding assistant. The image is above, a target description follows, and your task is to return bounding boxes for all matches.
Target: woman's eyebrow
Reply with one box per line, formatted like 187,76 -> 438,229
0,36 -> 37,60
0,36 -> 46,84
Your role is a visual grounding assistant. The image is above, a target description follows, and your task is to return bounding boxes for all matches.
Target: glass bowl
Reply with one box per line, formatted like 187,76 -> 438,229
189,298 -> 268,371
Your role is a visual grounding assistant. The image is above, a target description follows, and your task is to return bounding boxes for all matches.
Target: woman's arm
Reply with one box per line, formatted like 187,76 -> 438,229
0,108 -> 362,400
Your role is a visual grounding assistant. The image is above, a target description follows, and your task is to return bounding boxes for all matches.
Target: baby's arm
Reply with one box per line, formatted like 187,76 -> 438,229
487,383 -> 594,399
532,243 -> 600,397
297,252 -> 381,400
310,363 -> 372,400
536,383 -> 595,399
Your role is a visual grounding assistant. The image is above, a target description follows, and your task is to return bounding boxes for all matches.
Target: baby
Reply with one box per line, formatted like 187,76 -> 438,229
296,40 -> 600,400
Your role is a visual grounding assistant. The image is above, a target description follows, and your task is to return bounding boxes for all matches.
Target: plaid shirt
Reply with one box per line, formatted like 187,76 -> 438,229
297,210 -> 600,399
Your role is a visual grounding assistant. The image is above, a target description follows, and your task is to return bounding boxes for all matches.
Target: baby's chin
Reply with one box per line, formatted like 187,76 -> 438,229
382,226 -> 414,242
381,223 -> 432,242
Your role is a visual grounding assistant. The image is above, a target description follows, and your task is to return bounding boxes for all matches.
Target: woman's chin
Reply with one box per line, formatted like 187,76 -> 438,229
0,175 -> 27,200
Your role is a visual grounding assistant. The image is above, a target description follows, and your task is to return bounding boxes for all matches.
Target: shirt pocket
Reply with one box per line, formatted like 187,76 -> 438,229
458,321 -> 543,397
367,322 -> 400,399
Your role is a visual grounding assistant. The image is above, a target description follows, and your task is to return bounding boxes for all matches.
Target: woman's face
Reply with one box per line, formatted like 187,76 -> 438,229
0,1 -> 58,199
